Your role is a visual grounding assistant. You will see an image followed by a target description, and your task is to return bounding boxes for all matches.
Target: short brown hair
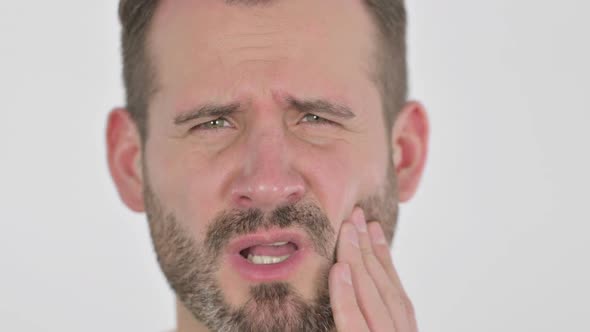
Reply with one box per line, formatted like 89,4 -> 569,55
119,0 -> 407,140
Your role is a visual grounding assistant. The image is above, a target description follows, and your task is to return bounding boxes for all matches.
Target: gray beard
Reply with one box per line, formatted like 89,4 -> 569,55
142,159 -> 397,332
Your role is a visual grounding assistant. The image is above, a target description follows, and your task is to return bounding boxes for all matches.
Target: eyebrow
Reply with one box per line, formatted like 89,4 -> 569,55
173,96 -> 355,126
174,103 -> 241,125
286,97 -> 356,120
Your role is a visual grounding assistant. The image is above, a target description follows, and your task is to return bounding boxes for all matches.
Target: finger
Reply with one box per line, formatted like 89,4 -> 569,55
338,210 -> 394,332
366,221 -> 400,284
352,210 -> 411,332
368,221 -> 418,332
329,262 -> 370,332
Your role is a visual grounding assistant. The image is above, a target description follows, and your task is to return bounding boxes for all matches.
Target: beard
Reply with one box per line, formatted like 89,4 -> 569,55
143,161 -> 398,332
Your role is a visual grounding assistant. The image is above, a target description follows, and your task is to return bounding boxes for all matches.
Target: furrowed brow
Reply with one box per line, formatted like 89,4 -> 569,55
174,103 -> 241,125
286,97 -> 356,119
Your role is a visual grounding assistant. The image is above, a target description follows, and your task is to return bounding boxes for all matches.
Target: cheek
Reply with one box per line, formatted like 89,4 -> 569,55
145,141 -> 224,238
294,143 -> 362,228
302,139 -> 389,228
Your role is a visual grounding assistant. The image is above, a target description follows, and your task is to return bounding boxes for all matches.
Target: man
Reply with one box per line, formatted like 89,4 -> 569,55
107,0 -> 429,331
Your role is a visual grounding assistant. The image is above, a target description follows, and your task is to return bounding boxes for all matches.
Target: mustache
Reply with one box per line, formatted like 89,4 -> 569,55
204,201 -> 336,261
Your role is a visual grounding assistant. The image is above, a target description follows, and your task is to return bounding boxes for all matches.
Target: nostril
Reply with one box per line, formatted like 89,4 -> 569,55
237,195 -> 252,206
287,192 -> 301,203
231,183 -> 305,208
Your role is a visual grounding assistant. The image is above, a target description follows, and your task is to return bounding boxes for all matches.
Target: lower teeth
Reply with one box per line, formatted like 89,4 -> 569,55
247,254 -> 291,265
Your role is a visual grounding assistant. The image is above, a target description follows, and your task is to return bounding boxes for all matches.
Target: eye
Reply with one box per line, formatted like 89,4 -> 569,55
191,117 -> 233,131
299,113 -> 336,126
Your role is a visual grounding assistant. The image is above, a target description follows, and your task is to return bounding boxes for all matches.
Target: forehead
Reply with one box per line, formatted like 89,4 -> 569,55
149,0 -> 379,109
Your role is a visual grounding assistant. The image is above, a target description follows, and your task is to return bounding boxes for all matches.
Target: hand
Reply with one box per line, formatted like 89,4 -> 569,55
329,207 -> 418,332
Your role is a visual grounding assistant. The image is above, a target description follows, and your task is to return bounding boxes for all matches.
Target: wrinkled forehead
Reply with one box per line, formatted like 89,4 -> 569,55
147,0 -> 380,101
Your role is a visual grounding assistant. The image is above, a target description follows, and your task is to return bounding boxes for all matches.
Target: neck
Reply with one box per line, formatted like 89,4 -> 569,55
176,298 -> 209,332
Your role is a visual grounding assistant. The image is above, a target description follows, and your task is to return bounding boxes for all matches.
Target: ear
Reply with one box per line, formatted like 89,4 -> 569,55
391,101 -> 429,202
106,108 -> 145,212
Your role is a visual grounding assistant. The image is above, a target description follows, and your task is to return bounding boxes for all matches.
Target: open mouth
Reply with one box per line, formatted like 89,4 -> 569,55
239,241 -> 299,265
226,230 -> 308,281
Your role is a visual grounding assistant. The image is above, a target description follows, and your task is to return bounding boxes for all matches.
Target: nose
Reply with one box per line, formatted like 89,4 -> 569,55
229,131 -> 306,210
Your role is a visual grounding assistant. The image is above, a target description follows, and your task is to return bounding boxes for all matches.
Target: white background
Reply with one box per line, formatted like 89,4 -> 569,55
1,1 -> 588,331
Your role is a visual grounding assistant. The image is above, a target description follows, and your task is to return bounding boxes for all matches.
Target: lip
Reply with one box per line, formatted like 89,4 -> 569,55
225,228 -> 310,282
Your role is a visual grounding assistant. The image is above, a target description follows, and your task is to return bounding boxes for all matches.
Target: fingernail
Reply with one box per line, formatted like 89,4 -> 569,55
369,222 -> 387,245
347,225 -> 360,248
351,208 -> 367,233
341,264 -> 352,285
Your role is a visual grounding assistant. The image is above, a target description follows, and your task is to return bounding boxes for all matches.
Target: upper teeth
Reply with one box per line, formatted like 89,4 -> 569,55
247,254 -> 290,265
268,241 -> 288,246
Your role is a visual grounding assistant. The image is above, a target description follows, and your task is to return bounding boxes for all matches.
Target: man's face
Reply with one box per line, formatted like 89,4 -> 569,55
141,0 -> 398,330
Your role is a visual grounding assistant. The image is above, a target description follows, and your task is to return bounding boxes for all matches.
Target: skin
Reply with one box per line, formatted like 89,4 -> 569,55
107,0 -> 429,330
